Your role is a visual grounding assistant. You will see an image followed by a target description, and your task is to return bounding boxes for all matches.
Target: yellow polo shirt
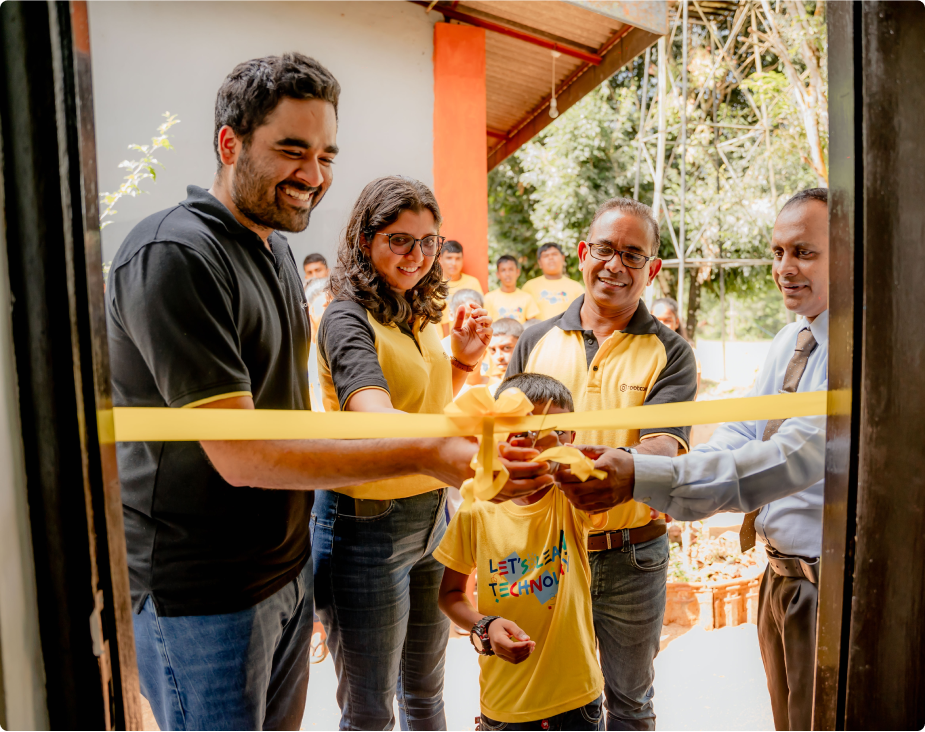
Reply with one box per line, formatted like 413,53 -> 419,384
506,296 -> 697,533
434,487 -> 603,723
484,288 -> 541,325
317,300 -> 452,499
440,272 -> 484,325
522,276 -> 585,321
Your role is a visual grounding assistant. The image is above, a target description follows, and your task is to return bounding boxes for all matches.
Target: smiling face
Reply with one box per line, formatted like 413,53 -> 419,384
224,97 -> 338,234
364,208 -> 438,294
578,210 -> 660,315
497,260 -> 520,290
539,247 -> 566,277
771,200 -> 829,320
487,334 -> 518,378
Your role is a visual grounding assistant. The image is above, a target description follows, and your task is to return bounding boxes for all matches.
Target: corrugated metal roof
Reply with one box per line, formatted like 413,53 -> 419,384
411,1 -> 666,168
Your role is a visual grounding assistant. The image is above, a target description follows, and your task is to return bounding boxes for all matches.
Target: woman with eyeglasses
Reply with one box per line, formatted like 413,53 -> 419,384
312,175 -> 492,730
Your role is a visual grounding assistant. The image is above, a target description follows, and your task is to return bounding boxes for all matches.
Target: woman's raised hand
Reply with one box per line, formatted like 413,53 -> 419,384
450,301 -> 493,368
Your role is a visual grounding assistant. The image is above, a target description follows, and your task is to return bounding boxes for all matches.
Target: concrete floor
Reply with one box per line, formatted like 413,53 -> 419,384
300,623 -> 773,731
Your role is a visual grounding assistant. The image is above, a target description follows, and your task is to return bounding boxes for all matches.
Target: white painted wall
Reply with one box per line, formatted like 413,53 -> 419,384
0,171 -> 48,729
88,1 -> 437,268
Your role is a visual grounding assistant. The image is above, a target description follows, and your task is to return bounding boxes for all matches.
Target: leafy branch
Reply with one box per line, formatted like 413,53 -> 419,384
98,112 -> 180,230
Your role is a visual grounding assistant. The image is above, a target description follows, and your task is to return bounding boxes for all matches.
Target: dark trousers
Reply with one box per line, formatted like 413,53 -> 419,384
480,695 -> 604,731
757,564 -> 818,731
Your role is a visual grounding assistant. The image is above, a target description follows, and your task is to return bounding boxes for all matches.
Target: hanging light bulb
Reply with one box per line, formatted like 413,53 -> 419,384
549,49 -> 561,119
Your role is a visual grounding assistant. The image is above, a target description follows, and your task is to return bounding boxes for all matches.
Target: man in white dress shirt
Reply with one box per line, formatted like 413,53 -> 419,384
559,188 -> 829,731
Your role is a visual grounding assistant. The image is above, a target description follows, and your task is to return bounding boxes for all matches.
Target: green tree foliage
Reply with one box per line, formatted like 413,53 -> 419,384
488,1 -> 827,337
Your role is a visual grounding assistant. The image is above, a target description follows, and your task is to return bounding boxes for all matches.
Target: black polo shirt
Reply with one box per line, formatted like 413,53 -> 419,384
106,185 -> 312,617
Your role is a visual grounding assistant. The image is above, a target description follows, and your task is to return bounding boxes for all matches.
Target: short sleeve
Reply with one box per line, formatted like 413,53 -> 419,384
318,301 -> 390,409
108,242 -> 251,407
433,507 -> 477,575
524,294 -> 541,321
639,329 -> 698,450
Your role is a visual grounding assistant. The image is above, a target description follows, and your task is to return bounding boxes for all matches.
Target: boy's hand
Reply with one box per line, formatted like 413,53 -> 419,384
488,618 -> 536,664
492,443 -> 555,503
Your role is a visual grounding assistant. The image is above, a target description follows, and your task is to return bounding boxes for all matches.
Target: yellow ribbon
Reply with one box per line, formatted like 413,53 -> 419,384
443,386 -> 535,508
531,445 -> 607,482
107,390 -> 835,443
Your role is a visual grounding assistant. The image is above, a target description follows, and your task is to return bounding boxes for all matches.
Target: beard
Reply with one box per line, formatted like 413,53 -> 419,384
230,145 -> 323,233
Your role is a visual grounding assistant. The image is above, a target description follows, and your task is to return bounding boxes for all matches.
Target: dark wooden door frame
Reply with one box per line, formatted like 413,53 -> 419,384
815,2 -> 925,729
0,1 -> 140,728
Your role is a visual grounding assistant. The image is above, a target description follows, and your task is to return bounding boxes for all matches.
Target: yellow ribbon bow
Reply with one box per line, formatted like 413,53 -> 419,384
445,387 -> 610,511
444,385 -> 534,508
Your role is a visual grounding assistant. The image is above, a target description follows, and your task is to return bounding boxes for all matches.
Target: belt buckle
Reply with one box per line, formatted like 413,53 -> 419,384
606,533 -> 612,550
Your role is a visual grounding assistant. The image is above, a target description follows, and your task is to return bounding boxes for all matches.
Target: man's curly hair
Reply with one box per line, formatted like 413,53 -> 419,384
329,176 -> 448,327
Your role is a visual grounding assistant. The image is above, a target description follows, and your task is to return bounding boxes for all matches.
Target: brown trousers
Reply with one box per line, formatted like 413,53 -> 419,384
756,564 -> 818,731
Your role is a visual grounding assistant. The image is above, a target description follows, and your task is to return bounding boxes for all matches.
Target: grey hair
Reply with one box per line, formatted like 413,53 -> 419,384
449,288 -> 484,312
303,276 -> 329,303
492,318 -> 524,339
496,372 -> 574,412
587,197 -> 660,256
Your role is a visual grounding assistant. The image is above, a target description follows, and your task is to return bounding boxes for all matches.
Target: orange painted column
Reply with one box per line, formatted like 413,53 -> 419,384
433,22 -> 489,290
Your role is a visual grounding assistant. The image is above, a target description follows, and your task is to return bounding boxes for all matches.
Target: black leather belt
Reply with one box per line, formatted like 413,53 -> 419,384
766,548 -> 819,584
588,519 -> 667,552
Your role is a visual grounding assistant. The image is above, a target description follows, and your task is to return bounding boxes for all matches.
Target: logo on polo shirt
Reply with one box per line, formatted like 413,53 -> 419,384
620,383 -> 646,393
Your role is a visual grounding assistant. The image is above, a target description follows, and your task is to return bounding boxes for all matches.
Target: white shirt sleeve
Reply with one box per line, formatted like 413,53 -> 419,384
632,413 -> 826,521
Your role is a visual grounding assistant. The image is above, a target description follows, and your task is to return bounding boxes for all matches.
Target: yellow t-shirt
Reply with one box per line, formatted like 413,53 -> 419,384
317,301 -> 453,499
522,276 -> 585,321
484,288 -> 541,325
434,488 -> 604,723
440,273 -> 485,325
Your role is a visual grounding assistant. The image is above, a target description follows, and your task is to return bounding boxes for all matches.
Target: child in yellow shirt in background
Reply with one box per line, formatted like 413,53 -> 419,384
484,255 -> 541,326
434,373 -> 604,730
486,318 -> 524,394
522,243 -> 585,321
440,240 -> 484,336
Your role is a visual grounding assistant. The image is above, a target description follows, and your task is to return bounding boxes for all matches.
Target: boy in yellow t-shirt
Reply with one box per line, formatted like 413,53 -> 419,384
440,239 -> 484,335
522,243 -> 585,321
484,255 -> 541,326
435,373 -> 604,730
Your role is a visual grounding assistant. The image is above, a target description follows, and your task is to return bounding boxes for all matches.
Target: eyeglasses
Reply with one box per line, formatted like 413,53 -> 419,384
587,243 -> 656,269
371,231 -> 445,257
510,430 -> 570,441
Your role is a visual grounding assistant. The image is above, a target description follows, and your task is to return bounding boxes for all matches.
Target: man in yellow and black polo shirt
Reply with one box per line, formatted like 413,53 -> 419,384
506,197 -> 697,730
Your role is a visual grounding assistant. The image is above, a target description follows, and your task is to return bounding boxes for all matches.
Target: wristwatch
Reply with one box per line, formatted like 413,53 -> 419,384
469,616 -> 500,656
617,446 -> 638,455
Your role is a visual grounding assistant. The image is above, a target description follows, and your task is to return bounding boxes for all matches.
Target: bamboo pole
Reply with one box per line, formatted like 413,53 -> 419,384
634,47 -> 651,201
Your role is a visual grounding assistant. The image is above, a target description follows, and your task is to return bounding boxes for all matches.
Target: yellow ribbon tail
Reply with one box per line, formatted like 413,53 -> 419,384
531,445 -> 606,482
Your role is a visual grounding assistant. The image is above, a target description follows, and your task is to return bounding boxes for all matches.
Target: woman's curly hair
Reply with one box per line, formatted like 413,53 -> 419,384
329,176 -> 448,327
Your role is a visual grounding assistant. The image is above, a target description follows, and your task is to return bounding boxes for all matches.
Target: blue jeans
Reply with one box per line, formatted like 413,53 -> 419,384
312,489 -> 450,731
479,695 -> 604,731
590,534 -> 669,731
133,557 -> 314,731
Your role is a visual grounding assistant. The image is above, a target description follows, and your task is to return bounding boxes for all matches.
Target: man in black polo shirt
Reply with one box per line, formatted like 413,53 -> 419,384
106,53 -> 550,731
